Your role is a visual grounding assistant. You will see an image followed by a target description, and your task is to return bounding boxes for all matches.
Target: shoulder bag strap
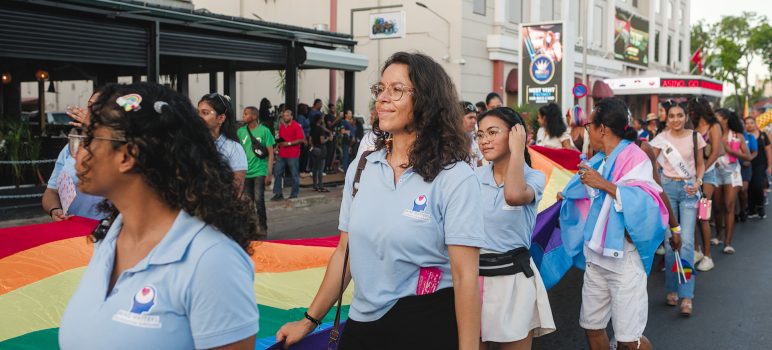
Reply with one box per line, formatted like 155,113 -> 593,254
328,150 -> 375,349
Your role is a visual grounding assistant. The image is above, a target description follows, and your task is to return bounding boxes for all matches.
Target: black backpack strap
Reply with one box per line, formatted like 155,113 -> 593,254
328,149 -> 374,349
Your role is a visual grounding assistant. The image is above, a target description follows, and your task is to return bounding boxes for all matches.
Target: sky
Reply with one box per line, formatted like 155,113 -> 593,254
689,0 -> 771,84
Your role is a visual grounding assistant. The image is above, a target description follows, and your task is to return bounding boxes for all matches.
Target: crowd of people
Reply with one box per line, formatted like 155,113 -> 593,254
38,50 -> 770,350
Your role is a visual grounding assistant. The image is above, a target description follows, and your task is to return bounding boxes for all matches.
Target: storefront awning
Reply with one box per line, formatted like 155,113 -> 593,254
592,80 -> 614,99
301,47 -> 368,72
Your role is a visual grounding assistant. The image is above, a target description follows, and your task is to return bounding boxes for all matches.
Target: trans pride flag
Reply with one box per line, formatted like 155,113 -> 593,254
0,146 -> 581,349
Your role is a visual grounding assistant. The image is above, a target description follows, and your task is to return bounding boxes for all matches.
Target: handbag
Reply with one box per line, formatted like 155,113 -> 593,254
693,131 -> 712,220
246,126 -> 269,159
328,150 -> 374,350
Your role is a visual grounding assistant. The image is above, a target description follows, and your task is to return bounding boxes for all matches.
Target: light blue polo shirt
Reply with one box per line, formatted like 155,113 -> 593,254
59,210 -> 259,350
46,145 -> 106,220
339,150 -> 487,322
216,134 -> 248,172
475,163 -> 545,252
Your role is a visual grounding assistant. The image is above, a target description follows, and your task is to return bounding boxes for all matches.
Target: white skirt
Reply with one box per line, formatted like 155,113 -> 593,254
479,256 -> 556,342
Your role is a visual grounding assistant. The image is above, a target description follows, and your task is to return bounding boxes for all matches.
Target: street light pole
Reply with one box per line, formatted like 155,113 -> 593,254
582,0 -> 589,112
415,2 -> 451,61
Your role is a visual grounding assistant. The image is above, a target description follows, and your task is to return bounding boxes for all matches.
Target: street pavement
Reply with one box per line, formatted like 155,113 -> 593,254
4,185 -> 769,349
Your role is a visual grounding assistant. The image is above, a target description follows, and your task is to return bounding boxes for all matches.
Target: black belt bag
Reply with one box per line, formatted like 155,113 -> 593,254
479,247 -> 534,278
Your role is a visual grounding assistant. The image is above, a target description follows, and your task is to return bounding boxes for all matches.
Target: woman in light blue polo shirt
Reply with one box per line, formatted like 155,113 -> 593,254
277,52 -> 487,349
475,107 -> 555,349
59,82 -> 260,350
198,93 -> 248,191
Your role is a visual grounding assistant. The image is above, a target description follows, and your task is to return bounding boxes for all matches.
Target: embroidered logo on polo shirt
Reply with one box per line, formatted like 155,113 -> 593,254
112,285 -> 162,328
402,195 -> 431,221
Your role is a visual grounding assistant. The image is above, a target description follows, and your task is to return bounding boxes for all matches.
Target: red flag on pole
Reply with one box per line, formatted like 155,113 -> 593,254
690,48 -> 703,74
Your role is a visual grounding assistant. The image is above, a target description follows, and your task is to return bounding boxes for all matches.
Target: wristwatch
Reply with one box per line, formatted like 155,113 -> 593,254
697,178 -> 703,186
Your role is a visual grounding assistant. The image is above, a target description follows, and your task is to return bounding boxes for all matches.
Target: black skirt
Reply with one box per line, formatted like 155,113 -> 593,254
339,288 -> 458,350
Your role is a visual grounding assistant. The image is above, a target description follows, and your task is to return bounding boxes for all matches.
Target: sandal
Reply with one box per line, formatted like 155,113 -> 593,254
666,292 -> 678,307
710,238 -> 721,246
680,299 -> 693,317
723,245 -> 735,254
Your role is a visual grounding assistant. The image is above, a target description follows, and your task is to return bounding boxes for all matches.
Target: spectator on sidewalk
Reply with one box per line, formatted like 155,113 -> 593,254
259,98 -> 275,135
198,93 -> 247,192
271,109 -> 306,200
238,106 -> 275,235
297,103 -> 312,174
535,103 -> 573,149
745,116 -> 770,218
486,92 -> 503,110
340,110 -> 357,172
42,92 -> 106,221
309,116 -> 330,192
356,107 -> 378,158
308,99 -> 324,126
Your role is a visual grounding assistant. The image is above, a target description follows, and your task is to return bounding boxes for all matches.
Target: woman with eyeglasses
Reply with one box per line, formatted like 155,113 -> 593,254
649,102 -> 705,316
560,97 -> 668,350
198,93 -> 248,191
276,52 -> 486,349
42,92 -> 106,221
713,108 -> 752,255
461,101 -> 483,167
536,103 -> 574,150
58,83 -> 259,350
475,107 -> 555,349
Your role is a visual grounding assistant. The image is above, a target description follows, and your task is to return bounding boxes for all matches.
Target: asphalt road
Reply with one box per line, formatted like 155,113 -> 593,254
267,187 -> 771,350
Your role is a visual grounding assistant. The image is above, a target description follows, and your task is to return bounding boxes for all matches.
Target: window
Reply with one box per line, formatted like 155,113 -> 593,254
655,0 -> 661,14
654,31 -> 660,62
633,0 -> 638,7
678,40 -> 683,62
593,5 -> 604,46
473,0 -> 486,15
678,6 -> 683,26
667,35 -> 672,64
667,1 -> 672,20
508,0 -> 523,23
571,0 -> 586,38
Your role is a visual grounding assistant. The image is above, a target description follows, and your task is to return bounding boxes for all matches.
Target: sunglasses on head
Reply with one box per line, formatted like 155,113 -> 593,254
207,93 -> 229,113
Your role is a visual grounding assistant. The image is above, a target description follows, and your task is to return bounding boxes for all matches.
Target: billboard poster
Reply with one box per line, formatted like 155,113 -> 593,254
369,11 -> 406,39
521,22 -> 563,109
614,8 -> 649,66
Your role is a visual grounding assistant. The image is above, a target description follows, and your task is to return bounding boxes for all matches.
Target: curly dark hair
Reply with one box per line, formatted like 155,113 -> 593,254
538,103 -> 567,138
715,108 -> 744,134
478,107 -> 532,166
687,96 -> 717,126
85,82 -> 260,252
198,93 -> 238,143
372,52 -> 470,181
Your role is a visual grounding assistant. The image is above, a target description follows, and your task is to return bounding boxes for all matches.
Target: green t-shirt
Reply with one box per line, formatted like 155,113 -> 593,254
237,124 -> 276,178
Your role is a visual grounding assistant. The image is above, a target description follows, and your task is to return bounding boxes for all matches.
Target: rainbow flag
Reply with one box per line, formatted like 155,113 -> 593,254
0,217 -> 352,349
0,146 -> 580,349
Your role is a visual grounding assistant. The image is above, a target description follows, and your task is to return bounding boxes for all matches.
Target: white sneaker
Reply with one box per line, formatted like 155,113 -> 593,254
694,249 -> 704,263
656,245 -> 666,255
696,256 -> 715,271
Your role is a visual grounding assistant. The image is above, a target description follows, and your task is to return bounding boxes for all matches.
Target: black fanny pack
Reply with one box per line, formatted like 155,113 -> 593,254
479,247 -> 534,277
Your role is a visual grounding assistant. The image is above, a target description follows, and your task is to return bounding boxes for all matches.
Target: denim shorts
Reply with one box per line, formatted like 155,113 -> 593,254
741,164 -> 752,182
702,167 -> 718,187
716,163 -> 741,187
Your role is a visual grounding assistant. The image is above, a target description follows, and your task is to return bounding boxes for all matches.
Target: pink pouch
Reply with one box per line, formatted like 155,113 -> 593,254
416,267 -> 442,295
698,198 -> 712,221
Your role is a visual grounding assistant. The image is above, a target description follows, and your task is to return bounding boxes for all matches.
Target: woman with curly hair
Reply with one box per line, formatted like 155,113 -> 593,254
59,83 -> 260,350
277,52 -> 486,349
536,102 -> 573,149
198,93 -> 248,191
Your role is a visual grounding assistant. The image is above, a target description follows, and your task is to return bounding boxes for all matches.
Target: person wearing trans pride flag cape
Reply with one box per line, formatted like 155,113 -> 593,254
560,98 -> 668,350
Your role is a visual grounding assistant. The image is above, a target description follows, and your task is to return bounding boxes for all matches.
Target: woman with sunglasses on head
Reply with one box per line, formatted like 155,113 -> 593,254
649,102 -> 705,316
42,92 -> 106,221
475,107 -> 555,350
276,52 -> 486,350
561,97 -> 668,350
58,83 -> 260,350
461,101 -> 483,167
713,108 -> 752,255
688,97 -> 722,271
198,93 -> 248,192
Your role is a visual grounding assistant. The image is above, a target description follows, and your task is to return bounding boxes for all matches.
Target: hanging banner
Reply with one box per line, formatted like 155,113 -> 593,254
520,22 -> 564,109
614,8 -> 649,66
369,11 -> 406,39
